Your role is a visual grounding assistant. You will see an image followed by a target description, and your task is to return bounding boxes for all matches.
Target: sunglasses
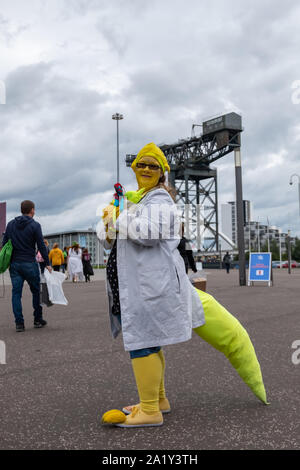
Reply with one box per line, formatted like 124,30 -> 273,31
136,162 -> 161,171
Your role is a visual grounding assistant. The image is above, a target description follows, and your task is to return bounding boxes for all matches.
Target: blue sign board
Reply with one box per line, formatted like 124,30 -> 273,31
248,252 -> 272,285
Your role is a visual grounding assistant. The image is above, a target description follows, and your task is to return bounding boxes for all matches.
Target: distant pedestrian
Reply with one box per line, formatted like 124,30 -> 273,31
62,246 -> 68,273
36,239 -> 50,274
68,242 -> 84,282
82,248 -> 94,282
49,243 -> 64,272
223,252 -> 231,273
2,200 -> 52,332
177,223 -> 197,274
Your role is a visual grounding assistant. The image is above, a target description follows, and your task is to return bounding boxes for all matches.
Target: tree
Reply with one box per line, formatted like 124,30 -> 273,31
292,237 -> 300,261
260,239 -> 280,260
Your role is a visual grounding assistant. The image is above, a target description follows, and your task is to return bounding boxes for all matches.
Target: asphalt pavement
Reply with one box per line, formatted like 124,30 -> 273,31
0,269 -> 299,450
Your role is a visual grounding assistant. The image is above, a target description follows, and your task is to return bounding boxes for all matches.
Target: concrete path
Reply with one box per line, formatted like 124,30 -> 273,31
0,269 -> 299,450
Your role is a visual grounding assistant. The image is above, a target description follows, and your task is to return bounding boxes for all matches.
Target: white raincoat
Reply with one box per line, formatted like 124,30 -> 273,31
98,187 -> 205,351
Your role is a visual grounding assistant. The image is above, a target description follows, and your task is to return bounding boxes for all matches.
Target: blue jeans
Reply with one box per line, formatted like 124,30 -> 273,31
129,347 -> 161,359
114,313 -> 161,359
9,261 -> 43,325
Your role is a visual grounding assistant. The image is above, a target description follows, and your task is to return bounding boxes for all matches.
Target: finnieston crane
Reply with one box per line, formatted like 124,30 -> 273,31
126,112 -> 243,254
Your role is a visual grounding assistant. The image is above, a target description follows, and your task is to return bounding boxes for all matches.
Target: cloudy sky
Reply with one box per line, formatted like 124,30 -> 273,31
1,0 -> 300,238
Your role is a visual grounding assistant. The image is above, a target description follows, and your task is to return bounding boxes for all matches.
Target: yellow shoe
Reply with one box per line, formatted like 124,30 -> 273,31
122,398 -> 171,415
115,406 -> 163,428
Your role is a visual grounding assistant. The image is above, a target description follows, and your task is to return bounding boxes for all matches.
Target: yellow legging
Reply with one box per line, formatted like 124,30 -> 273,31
158,349 -> 166,399
131,350 -> 165,414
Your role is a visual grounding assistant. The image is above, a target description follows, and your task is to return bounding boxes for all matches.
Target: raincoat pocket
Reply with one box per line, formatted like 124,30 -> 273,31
139,265 -> 170,301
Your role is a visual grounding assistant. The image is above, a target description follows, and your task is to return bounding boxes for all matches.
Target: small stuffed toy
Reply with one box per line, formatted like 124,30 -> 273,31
113,183 -> 124,208
112,183 -> 125,225
101,183 -> 148,243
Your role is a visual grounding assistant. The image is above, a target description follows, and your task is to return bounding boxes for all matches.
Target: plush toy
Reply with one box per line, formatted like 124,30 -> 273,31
102,182 -> 268,407
102,409 -> 126,424
194,289 -> 269,404
113,183 -> 124,208
102,184 -> 147,231
111,183 -> 124,225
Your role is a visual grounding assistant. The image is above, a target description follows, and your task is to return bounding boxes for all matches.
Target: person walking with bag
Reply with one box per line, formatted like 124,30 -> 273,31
36,239 -> 50,275
2,200 -> 52,332
62,247 -> 68,274
49,243 -> 64,272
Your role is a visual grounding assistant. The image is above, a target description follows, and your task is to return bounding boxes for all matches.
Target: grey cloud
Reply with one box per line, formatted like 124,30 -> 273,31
1,62 -> 116,220
1,0 -> 300,236
5,62 -> 107,111
0,13 -> 29,45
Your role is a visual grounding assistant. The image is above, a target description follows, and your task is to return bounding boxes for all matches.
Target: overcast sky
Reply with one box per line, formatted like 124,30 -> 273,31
1,0 -> 300,238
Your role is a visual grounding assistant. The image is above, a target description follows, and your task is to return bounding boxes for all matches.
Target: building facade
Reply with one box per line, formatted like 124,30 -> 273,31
227,200 -> 252,245
221,200 -> 293,255
44,229 -> 105,265
221,200 -> 252,249
244,222 -> 292,254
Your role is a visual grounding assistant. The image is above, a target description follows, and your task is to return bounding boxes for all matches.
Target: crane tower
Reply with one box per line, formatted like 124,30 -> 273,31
126,112 -> 243,253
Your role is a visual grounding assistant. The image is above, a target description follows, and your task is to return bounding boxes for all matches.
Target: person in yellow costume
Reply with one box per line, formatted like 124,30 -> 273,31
99,143 -> 268,429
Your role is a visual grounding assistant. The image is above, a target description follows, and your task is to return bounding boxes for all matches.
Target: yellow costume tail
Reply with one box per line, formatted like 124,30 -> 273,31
193,289 -> 269,405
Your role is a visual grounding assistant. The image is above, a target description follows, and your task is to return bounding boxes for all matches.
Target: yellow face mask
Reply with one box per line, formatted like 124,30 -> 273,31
134,156 -> 163,191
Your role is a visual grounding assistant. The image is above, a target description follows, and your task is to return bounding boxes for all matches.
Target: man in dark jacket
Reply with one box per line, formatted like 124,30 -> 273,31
2,200 -> 52,332
177,223 -> 198,274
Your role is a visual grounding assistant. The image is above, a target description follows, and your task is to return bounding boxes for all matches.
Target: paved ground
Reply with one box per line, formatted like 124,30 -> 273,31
0,269 -> 299,450
0,267 -> 107,286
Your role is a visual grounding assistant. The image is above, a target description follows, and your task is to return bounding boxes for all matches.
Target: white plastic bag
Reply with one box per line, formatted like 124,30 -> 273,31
44,270 -> 68,306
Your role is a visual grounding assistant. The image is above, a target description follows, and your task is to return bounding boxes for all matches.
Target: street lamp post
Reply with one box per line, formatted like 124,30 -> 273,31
248,222 -> 251,254
91,223 -> 98,267
112,113 -> 124,183
289,174 -> 300,217
287,230 -> 292,274
279,228 -> 282,269
234,146 -> 246,286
